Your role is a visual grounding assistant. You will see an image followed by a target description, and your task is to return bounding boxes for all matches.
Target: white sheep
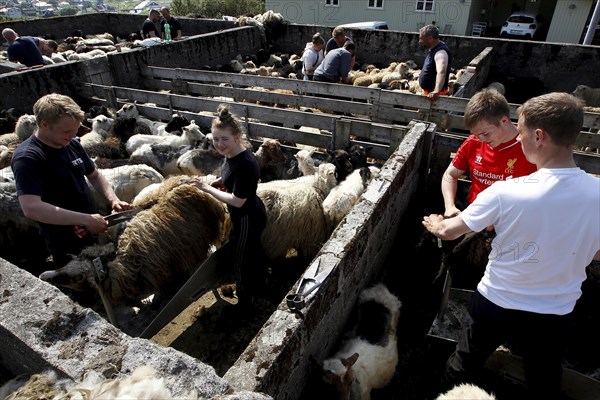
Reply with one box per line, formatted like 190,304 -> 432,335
67,49 -> 107,61
125,120 -> 205,155
316,283 -> 402,400
436,383 -> 496,400
572,84 -> 600,107
322,166 -> 379,233
79,114 -> 114,150
294,149 -> 318,176
257,162 -> 337,260
88,164 -> 164,213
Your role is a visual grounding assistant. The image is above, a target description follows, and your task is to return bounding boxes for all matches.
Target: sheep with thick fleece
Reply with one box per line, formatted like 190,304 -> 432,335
125,120 -> 205,155
257,162 -> 337,260
572,84 -> 600,107
323,166 -> 379,233
176,147 -> 224,177
39,176 -> 229,304
67,48 -> 107,61
294,148 -> 319,176
0,114 -> 36,147
88,164 -> 164,213
316,283 -> 402,400
436,383 -> 496,399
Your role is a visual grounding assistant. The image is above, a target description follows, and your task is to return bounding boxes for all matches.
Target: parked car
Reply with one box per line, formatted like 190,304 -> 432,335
500,12 -> 545,40
339,21 -> 389,30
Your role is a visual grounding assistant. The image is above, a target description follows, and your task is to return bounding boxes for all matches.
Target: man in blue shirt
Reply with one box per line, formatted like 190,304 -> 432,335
2,28 -> 48,68
418,24 -> 452,101
313,41 -> 355,84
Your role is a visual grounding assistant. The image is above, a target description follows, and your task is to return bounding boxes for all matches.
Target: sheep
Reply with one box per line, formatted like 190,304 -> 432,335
326,149 -> 354,182
176,146 -> 225,176
0,144 -> 15,170
347,144 -> 372,169
255,138 -> 296,181
0,114 -> 37,147
572,84 -> 600,107
257,162 -> 337,260
485,81 -> 506,95
436,383 -> 496,400
107,116 -> 152,143
39,176 -> 229,305
67,48 -> 107,61
116,102 -> 168,135
89,164 -> 164,214
125,120 -> 205,155
162,113 -> 190,135
0,366 -> 185,400
79,114 -> 114,150
323,166 -> 378,233
129,143 -> 194,177
315,283 -> 402,400
294,148 -> 319,176
0,108 -> 20,135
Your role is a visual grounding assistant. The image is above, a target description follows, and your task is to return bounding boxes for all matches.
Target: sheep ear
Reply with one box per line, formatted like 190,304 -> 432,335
87,118 -> 94,124
342,353 -> 359,368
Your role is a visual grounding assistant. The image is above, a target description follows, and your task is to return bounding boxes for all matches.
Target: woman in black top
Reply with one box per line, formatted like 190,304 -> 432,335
192,104 -> 266,306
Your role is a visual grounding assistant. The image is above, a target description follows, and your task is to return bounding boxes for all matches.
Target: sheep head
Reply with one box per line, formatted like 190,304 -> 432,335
116,103 -> 139,119
316,353 -> 360,400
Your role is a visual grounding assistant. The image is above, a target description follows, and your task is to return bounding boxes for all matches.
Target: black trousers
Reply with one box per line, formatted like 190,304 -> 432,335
444,290 -> 571,400
230,211 -> 266,301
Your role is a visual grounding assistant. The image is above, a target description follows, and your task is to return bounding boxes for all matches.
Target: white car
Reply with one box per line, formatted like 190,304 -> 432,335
500,12 -> 543,39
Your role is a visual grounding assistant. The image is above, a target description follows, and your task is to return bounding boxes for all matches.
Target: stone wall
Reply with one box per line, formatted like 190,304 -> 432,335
0,13 -> 233,42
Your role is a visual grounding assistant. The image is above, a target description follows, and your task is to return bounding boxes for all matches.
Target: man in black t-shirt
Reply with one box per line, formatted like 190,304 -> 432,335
11,94 -> 130,266
141,9 -> 161,38
160,7 -> 182,40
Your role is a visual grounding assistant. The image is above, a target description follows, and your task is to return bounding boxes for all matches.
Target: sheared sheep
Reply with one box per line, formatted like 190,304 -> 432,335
315,283 -> 402,400
257,162 -> 337,260
129,143 -> 194,177
125,120 -> 205,155
436,383 -> 496,399
176,147 -> 224,177
88,164 -> 164,214
39,175 -> 229,304
572,84 -> 600,107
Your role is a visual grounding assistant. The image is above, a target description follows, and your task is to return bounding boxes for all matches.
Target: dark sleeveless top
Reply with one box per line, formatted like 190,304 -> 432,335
419,41 -> 452,92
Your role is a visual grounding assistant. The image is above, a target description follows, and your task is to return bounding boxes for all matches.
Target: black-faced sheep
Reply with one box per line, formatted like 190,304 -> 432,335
326,149 -> 354,182
116,102 -> 168,135
315,283 -> 402,400
435,383 -> 496,399
572,84 -> 600,107
347,144 -> 372,169
40,175 -> 229,305
257,162 -> 337,260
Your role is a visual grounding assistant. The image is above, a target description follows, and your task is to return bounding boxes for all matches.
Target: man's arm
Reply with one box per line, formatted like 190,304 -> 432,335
428,50 -> 449,100
441,163 -> 465,217
422,213 -> 472,241
86,169 -> 130,212
18,194 -> 107,234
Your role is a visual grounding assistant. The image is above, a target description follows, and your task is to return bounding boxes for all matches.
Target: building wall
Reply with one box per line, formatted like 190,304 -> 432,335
546,0 -> 593,43
265,0 -> 473,35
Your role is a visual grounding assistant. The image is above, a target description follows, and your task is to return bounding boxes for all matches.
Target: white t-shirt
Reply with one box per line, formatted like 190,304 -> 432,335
461,168 -> 600,315
301,42 -> 324,76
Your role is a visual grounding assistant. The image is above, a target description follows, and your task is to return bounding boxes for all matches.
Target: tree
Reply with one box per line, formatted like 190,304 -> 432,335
171,0 -> 265,18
